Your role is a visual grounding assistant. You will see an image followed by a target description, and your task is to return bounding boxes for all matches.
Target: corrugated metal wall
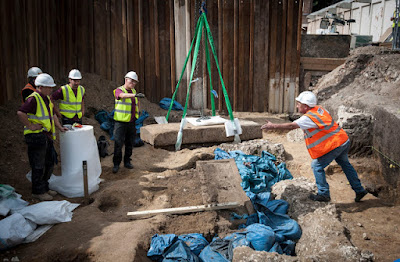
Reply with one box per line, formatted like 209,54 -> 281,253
0,0 -> 302,113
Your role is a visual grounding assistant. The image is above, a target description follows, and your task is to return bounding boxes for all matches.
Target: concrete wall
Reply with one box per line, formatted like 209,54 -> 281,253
307,0 -> 396,42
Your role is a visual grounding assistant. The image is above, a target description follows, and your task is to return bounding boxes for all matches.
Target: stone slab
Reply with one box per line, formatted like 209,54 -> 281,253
140,119 -> 262,147
196,159 -> 254,214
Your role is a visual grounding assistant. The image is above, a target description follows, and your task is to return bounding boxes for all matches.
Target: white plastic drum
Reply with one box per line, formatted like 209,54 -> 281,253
49,125 -> 102,198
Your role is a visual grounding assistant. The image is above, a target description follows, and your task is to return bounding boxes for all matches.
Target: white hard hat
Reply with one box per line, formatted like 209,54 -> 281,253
35,73 -> 56,87
27,67 -> 42,78
125,71 -> 139,82
296,91 -> 317,107
68,69 -> 82,80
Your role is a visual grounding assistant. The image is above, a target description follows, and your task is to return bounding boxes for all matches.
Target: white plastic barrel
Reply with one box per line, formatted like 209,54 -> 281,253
49,125 -> 102,198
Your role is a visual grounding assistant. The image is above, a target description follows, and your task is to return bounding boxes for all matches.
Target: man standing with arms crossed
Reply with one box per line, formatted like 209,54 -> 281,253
17,73 -> 68,201
112,71 -> 144,173
261,91 -> 373,202
51,69 -> 85,125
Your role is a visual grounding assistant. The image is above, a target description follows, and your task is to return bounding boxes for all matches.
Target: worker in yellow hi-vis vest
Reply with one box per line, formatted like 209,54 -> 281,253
51,69 -> 85,125
112,71 -> 145,173
17,73 -> 68,201
391,10 -> 400,49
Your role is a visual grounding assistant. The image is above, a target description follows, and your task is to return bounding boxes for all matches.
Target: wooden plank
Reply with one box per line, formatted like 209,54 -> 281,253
57,0 -> 67,76
284,0 -> 293,113
278,0 -> 287,113
138,0 -> 144,87
268,0 -> 278,113
233,0 -> 238,111
121,0 -> 128,79
106,0 -> 112,80
300,57 -> 346,71
94,0 -> 106,77
249,0 -> 254,112
218,0 -> 223,112
127,202 -> 241,218
0,0 -> 10,103
169,0 -> 176,94
222,0 -> 233,114
264,0 -> 270,112
153,0 -> 160,101
295,0 -> 303,97
14,0 -> 25,97
143,0 -> 153,100
289,0 -> 301,113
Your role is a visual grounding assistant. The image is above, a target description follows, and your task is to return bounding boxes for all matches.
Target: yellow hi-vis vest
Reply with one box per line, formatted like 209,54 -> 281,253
24,92 -> 56,140
113,86 -> 139,122
59,84 -> 85,119
393,11 -> 400,27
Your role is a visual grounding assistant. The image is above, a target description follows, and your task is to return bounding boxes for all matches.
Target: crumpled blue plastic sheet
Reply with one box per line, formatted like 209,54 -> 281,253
95,110 -> 148,146
159,98 -> 184,111
214,148 -> 293,193
147,233 -> 208,261
213,148 -> 301,256
163,240 -> 199,262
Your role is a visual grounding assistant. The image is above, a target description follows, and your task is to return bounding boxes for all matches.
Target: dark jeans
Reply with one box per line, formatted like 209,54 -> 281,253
61,116 -> 82,125
113,121 -> 136,166
25,133 -> 55,194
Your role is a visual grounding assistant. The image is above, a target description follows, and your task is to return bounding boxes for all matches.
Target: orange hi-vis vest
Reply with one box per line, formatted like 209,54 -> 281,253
21,83 -> 36,103
303,106 -> 349,159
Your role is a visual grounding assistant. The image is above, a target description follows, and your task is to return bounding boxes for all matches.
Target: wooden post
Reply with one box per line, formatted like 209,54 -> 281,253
82,160 -> 89,205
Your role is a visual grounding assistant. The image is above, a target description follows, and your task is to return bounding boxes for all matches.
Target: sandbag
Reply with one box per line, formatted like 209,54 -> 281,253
0,213 -> 36,250
0,184 -> 28,216
16,200 -> 79,225
50,125 -> 102,198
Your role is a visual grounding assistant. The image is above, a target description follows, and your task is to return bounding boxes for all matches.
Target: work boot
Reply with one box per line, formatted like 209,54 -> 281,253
47,190 -> 58,196
355,191 -> 368,202
124,162 -> 134,169
309,193 -> 331,202
32,193 -> 53,201
112,165 -> 119,173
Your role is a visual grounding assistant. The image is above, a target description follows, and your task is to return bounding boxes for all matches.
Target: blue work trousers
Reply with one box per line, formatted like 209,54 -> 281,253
311,140 -> 365,197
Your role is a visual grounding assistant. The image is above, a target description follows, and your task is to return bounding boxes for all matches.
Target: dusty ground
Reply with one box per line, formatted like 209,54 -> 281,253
1,58 -> 400,261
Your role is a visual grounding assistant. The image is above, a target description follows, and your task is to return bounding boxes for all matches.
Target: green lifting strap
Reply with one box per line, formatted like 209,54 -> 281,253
166,18 -> 202,121
165,13 -> 234,122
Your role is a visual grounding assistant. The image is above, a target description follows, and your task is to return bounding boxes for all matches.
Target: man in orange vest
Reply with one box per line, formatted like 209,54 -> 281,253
21,67 -> 42,103
261,91 -> 372,202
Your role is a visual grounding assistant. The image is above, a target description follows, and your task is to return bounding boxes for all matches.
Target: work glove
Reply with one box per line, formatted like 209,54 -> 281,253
135,93 -> 145,98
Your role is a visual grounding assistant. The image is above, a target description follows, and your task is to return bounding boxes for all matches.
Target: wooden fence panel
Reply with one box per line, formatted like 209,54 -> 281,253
1,0 -> 302,114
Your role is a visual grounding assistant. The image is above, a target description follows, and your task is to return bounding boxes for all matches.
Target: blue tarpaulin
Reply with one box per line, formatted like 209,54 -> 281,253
214,148 -> 293,193
95,110 -> 148,146
147,233 -> 208,261
159,98 -> 184,111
